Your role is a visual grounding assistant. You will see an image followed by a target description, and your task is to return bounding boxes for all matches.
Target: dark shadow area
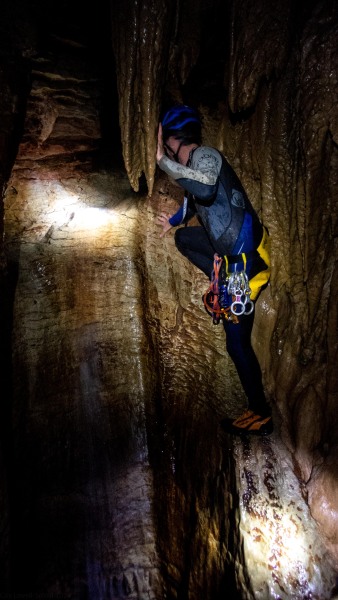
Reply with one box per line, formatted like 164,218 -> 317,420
0,260 -> 19,591
35,0 -> 123,171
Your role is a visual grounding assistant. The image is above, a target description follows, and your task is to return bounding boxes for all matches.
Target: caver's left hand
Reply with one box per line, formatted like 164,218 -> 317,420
156,212 -> 173,237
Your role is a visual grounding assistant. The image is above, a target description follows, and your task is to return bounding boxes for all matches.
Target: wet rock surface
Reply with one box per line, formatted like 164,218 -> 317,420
5,169 -> 164,598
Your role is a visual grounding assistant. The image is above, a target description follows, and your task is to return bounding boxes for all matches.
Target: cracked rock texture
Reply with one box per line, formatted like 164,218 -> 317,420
0,0 -> 338,598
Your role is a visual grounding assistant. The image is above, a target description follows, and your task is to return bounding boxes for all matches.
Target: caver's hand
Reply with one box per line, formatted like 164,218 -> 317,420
156,123 -> 164,163
156,212 -> 173,237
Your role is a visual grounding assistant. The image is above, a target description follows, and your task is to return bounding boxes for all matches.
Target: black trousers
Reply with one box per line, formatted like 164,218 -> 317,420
175,225 -> 270,416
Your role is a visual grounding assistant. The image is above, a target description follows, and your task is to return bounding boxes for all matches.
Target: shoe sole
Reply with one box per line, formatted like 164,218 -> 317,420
221,417 -> 273,437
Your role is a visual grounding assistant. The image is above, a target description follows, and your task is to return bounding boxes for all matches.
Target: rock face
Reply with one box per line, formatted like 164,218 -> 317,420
0,0 -> 338,598
5,171 -> 163,598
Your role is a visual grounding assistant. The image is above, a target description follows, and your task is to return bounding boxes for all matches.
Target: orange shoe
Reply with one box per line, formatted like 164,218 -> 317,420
221,409 -> 273,436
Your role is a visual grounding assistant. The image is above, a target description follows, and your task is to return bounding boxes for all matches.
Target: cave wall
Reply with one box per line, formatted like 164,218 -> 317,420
0,0 -> 338,598
221,1 -> 338,559
111,0 -> 338,566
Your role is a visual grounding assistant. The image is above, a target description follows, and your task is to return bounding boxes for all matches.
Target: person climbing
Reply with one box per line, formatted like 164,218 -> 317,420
156,104 -> 273,436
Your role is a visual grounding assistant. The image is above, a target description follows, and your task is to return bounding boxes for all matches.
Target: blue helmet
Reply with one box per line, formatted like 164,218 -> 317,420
162,105 -> 201,130
161,105 -> 202,144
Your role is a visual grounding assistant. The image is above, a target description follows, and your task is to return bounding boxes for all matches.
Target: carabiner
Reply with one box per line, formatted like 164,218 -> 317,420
244,299 -> 254,315
231,293 -> 245,315
223,261 -> 255,318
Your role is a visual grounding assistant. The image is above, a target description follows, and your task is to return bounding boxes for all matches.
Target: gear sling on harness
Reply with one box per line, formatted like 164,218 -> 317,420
203,254 -> 253,325
203,227 -> 271,325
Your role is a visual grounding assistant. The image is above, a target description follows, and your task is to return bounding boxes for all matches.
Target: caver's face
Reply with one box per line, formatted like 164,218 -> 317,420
163,136 -> 183,163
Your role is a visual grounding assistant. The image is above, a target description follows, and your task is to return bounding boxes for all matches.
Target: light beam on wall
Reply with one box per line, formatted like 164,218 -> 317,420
4,178 -> 137,248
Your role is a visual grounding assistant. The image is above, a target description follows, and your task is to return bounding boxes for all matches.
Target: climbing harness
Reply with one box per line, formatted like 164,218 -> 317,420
203,253 -> 254,325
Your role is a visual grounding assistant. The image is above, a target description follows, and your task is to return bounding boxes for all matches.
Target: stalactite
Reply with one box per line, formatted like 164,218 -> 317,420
227,0 -> 292,112
167,0 -> 203,86
111,0 -> 175,194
